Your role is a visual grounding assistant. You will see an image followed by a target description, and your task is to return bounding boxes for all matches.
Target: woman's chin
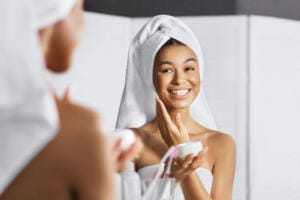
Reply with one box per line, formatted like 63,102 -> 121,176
46,60 -> 71,73
166,101 -> 192,110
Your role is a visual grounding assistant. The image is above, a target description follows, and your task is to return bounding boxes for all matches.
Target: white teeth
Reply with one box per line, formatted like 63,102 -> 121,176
170,89 -> 189,96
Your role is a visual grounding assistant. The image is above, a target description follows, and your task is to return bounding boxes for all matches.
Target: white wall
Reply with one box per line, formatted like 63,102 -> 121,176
249,16 -> 300,200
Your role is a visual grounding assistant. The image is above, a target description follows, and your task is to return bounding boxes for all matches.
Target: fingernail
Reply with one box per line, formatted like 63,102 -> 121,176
204,146 -> 208,152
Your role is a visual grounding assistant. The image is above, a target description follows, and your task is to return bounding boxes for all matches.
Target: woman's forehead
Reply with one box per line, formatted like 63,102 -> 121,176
155,45 -> 198,63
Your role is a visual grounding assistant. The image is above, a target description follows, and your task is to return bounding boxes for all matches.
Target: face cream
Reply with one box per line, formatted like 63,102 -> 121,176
114,129 -> 136,151
176,141 -> 203,158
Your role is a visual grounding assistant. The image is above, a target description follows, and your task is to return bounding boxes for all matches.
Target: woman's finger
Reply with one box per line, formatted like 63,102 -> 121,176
190,146 -> 208,168
175,113 -> 189,140
156,97 -> 166,131
156,99 -> 163,127
173,156 -> 185,166
197,146 -> 208,158
113,138 -> 122,157
116,140 -> 143,171
200,146 -> 209,157
181,154 -> 194,168
190,158 -> 202,169
156,95 -> 178,146
156,99 -> 168,137
156,95 -> 175,129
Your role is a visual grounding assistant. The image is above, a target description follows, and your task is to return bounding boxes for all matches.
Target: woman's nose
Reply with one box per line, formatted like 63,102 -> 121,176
171,71 -> 186,85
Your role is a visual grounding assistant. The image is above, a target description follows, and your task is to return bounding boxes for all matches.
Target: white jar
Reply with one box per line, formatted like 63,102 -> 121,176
177,141 -> 203,158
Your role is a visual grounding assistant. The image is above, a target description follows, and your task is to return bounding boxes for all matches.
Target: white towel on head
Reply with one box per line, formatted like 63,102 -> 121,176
0,0 -> 76,195
33,0 -> 77,29
116,15 -> 217,130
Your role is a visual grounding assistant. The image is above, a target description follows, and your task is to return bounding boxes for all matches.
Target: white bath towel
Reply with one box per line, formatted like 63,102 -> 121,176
0,0 -> 76,195
116,15 -> 217,130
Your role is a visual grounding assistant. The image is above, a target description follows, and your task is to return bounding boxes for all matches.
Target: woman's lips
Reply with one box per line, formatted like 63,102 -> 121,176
168,89 -> 191,98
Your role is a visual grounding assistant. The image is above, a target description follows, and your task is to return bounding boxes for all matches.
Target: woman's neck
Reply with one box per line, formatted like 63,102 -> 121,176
167,107 -> 191,124
153,107 -> 208,134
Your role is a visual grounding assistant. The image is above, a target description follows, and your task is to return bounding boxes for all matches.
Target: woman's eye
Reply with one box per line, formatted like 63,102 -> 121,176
185,67 -> 195,71
161,68 -> 172,73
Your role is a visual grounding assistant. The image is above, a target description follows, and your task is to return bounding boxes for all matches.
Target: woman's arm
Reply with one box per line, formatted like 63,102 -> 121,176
210,133 -> 236,200
177,134 -> 235,200
181,172 -> 211,200
171,150 -> 211,200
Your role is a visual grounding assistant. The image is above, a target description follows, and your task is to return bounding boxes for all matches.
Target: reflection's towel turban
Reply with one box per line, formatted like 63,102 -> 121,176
116,15 -> 217,131
0,0 -> 76,195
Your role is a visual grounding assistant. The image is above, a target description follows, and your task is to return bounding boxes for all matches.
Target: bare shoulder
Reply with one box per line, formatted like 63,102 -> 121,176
130,122 -> 163,167
207,130 -> 236,157
70,102 -> 101,126
130,122 -> 156,139
57,99 -> 105,135
0,103 -> 112,200
209,131 -> 235,146
55,101 -> 109,168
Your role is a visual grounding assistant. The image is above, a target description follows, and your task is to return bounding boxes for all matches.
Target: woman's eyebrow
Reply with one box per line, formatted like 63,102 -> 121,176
184,57 -> 197,63
158,61 -> 173,66
157,57 -> 197,66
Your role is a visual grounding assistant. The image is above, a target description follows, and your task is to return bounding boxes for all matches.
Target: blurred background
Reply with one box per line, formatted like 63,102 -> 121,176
84,0 -> 300,19
49,1 -> 300,200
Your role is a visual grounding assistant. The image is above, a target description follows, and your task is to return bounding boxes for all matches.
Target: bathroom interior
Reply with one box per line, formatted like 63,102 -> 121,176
48,0 -> 300,199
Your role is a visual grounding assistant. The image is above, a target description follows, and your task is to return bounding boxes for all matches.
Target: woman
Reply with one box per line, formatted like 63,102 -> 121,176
0,0 -> 141,199
117,15 -> 236,199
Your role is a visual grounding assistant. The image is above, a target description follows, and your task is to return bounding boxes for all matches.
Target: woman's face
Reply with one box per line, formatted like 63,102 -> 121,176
153,44 -> 200,110
41,0 -> 84,72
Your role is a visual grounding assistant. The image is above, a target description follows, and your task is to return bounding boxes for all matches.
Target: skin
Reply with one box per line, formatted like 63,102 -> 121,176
0,1 -> 142,199
133,44 -> 236,200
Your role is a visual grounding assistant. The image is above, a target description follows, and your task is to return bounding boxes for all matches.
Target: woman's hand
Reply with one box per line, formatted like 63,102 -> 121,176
156,95 -> 189,146
112,137 -> 143,172
170,147 -> 208,183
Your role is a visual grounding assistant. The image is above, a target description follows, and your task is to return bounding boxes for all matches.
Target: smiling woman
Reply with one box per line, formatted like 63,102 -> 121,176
153,39 -> 200,110
117,15 -> 236,200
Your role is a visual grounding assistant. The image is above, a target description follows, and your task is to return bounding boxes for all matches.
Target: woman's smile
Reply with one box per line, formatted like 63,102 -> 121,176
168,88 -> 191,98
153,44 -> 200,109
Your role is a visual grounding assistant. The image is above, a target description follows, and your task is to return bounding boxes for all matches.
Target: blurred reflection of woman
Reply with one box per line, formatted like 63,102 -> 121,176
117,15 -> 236,200
0,0 -> 141,199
